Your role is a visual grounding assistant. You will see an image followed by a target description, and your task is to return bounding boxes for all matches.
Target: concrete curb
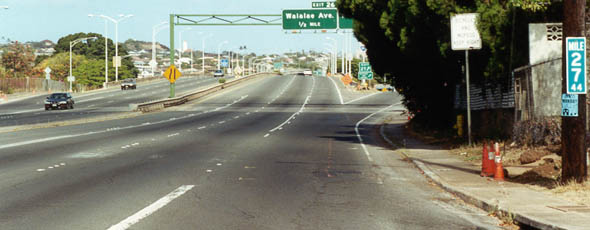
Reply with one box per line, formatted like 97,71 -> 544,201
378,123 -> 569,230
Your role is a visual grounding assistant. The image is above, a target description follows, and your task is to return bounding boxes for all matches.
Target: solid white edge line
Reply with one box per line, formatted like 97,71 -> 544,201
327,76 -> 344,105
344,92 -> 380,105
107,185 -> 195,230
355,104 -> 399,162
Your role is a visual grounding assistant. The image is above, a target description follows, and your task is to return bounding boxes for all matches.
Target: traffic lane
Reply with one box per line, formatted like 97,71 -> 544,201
0,74 -> 299,175
0,76 -> 201,114
0,76 -> 311,229
129,105 -> 497,228
0,77 -> 224,127
0,75 -> 287,147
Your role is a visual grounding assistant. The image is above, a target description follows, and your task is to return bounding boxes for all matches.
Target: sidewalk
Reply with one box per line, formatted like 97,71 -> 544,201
379,114 -> 589,230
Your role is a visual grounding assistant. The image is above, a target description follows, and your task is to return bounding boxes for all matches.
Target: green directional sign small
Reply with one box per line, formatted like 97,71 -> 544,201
339,16 -> 353,29
312,1 -> 336,8
273,62 -> 283,70
282,9 -> 338,30
358,62 -> 373,80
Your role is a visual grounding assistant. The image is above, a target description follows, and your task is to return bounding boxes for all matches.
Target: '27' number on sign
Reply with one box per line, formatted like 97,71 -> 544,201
571,52 -> 583,92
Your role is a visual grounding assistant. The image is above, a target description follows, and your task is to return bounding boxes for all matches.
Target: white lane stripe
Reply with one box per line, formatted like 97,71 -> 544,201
344,92 -> 380,105
327,76 -> 344,105
0,95 -> 249,150
77,96 -> 105,103
5,108 -> 43,115
268,76 -> 315,133
355,104 -> 397,163
107,185 -> 195,230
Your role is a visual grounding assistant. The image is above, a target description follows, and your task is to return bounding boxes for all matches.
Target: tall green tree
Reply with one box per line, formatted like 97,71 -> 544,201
54,32 -> 138,80
337,0 -> 561,129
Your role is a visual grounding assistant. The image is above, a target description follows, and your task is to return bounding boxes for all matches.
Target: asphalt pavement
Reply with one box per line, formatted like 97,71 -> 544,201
0,75 -> 221,127
0,74 -> 502,229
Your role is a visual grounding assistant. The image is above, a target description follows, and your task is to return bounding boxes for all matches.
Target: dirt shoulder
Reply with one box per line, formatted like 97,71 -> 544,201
404,120 -> 590,206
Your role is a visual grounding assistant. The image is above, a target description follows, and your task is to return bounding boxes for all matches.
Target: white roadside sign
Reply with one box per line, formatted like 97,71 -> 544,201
450,13 -> 481,50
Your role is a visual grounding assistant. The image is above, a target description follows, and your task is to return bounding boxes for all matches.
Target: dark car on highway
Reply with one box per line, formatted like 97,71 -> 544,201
213,69 -> 224,77
44,93 -> 74,110
121,78 -> 137,90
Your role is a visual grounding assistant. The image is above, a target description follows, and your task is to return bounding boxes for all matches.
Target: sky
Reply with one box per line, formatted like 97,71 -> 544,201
0,0 -> 362,55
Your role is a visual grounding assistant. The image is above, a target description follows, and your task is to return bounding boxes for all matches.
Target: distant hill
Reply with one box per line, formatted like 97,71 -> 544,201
124,39 -> 169,52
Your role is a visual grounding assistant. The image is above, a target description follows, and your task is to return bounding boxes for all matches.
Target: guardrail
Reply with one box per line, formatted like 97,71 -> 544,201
130,72 -> 270,112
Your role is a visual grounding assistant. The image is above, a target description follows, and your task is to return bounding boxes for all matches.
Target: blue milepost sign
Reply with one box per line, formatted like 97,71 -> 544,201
566,37 -> 586,94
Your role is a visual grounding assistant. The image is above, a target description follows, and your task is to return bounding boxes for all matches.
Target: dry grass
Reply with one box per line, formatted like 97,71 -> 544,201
551,180 -> 590,205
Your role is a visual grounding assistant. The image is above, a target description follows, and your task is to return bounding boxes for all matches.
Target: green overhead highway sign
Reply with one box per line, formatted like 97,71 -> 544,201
282,9 -> 338,30
339,16 -> 353,29
312,1 -> 336,8
358,62 -> 373,80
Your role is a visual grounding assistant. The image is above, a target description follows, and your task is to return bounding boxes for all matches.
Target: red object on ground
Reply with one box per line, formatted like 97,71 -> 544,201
481,141 -> 495,177
494,142 -> 505,181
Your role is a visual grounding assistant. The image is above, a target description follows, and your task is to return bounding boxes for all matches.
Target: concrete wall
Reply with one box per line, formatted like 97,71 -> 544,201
529,23 -> 562,118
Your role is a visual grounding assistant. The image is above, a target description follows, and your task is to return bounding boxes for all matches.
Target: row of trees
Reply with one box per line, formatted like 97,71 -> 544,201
336,0 -> 561,129
0,32 -> 138,88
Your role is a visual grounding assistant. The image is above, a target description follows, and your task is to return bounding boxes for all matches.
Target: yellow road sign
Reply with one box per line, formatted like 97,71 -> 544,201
164,65 -> 181,83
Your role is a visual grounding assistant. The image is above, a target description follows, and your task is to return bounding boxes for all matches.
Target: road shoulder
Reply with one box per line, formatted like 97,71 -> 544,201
378,113 -> 589,230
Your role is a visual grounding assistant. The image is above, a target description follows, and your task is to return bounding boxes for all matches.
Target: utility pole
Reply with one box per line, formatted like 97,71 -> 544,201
562,0 -> 587,182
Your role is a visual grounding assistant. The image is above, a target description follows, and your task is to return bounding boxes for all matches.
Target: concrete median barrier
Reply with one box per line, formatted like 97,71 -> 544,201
131,73 -> 270,113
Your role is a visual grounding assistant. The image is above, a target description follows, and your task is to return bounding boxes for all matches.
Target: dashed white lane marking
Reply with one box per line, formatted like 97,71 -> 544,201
198,126 -> 206,130
206,169 -> 213,173
36,162 -> 66,172
264,133 -> 270,138
216,163 -> 222,166
218,121 -> 226,124
0,95 -> 249,151
167,133 -> 180,137
327,76 -> 344,105
265,76 -> 315,136
107,185 -> 195,230
355,104 -> 397,163
234,116 -> 240,119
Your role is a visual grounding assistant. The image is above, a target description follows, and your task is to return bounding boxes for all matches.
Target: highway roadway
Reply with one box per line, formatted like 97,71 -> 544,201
0,74 -> 500,229
0,75 -> 221,128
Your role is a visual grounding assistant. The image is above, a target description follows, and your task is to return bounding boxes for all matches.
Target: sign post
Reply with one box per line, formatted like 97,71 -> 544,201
164,65 -> 182,98
451,13 -> 482,146
358,62 -> 373,87
44,67 -> 52,80
67,76 -> 75,92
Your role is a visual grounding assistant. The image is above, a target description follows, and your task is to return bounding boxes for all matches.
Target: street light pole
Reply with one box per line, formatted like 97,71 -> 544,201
69,37 -> 97,92
152,21 -> 168,77
201,34 -> 212,75
217,41 -> 228,70
178,28 -> 191,71
88,14 -> 110,88
89,14 -> 133,82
